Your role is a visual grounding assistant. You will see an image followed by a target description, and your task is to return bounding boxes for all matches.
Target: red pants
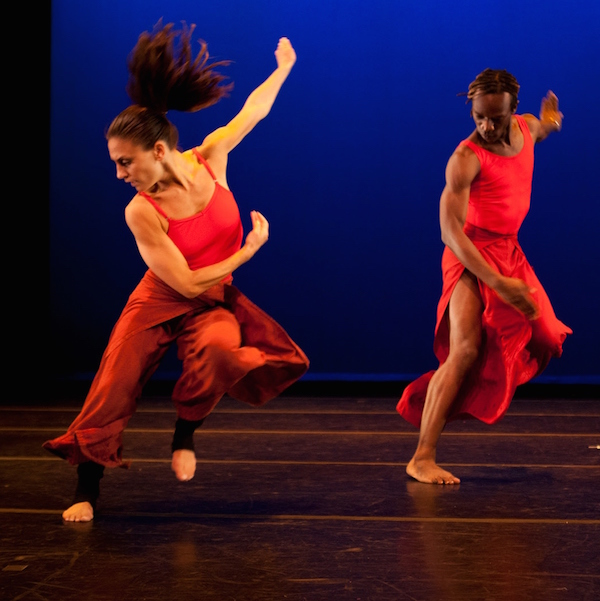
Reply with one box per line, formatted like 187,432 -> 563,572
43,275 -> 309,467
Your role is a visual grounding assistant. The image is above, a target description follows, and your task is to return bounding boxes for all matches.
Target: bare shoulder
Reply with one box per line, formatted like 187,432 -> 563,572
124,195 -> 160,232
197,127 -> 230,158
124,194 -> 147,221
180,147 -> 200,162
199,126 -> 227,147
446,143 -> 480,186
520,113 -> 542,140
194,138 -> 229,181
521,112 -> 538,126
452,142 -> 477,161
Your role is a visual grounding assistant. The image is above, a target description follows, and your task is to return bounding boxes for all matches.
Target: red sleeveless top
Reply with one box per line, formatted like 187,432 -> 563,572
460,114 -> 534,235
139,149 -> 243,275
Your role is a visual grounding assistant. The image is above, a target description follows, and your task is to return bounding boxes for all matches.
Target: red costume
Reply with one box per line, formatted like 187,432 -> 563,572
397,115 -> 571,427
44,151 -> 309,467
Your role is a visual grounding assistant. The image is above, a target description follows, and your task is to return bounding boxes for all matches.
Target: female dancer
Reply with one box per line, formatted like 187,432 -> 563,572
44,23 -> 309,521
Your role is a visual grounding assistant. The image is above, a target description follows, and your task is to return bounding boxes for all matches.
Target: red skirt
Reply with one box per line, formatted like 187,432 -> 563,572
397,226 -> 571,427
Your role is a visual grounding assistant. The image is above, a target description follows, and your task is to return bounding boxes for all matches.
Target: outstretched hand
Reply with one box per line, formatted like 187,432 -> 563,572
275,37 -> 297,71
244,210 -> 269,257
540,90 -> 563,130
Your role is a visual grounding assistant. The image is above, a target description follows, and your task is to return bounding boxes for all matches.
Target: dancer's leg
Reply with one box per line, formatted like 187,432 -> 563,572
63,462 -> 105,522
57,323 -> 175,519
407,272 -> 483,484
172,307 -> 244,420
171,417 -> 205,481
170,308 -> 244,480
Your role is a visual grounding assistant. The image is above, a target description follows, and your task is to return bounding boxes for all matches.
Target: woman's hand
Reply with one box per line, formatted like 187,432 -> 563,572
275,37 -> 296,72
243,210 -> 270,257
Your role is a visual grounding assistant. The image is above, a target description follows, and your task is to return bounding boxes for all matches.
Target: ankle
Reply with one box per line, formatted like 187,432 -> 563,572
412,449 -> 437,464
171,417 -> 205,452
74,461 -> 104,508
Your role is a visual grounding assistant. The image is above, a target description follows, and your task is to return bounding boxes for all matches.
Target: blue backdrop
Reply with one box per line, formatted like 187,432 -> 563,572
50,0 -> 600,384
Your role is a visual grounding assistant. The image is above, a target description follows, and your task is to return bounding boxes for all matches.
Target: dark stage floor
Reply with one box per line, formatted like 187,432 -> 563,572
1,393 -> 599,601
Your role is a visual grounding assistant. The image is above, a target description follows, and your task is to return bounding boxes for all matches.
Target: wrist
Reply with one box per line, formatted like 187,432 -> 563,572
276,63 -> 294,76
542,116 -> 561,131
240,243 -> 255,262
486,271 -> 504,291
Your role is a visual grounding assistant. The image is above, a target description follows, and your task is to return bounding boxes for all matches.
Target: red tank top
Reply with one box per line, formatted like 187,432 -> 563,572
460,114 -> 534,235
139,149 -> 243,274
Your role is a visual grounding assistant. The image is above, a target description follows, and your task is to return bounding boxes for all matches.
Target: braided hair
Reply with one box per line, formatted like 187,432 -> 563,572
460,68 -> 520,111
106,20 -> 233,150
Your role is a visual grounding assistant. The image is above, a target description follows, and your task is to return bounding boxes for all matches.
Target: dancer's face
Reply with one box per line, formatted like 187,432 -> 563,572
471,92 -> 514,144
108,137 -> 163,192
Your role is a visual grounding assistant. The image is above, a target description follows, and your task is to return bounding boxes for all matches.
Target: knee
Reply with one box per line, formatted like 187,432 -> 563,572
203,317 -> 242,351
179,320 -> 241,362
451,339 -> 480,370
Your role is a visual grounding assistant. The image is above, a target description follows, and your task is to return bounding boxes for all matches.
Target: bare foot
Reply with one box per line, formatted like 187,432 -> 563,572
406,457 -> 460,485
62,501 -> 94,522
172,449 -> 196,481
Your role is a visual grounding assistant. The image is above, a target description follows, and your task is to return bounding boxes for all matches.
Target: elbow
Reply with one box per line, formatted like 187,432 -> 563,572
441,227 -> 463,250
440,227 -> 454,247
440,216 -> 464,248
177,280 -> 208,299
254,107 -> 270,123
182,285 -> 209,299
441,230 -> 459,248
247,99 -> 271,122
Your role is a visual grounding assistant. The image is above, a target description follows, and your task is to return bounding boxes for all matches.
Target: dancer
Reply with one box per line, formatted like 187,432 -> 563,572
44,23 -> 309,521
397,69 -> 571,484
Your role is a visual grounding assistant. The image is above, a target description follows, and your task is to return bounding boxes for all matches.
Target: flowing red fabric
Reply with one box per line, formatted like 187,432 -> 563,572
397,226 -> 571,427
43,272 -> 309,467
397,115 -> 571,428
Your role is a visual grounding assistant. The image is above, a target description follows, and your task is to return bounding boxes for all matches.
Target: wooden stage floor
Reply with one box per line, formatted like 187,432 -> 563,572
1,393 -> 599,600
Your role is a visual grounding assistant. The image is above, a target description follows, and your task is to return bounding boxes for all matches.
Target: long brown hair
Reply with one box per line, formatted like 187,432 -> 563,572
106,20 -> 233,150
